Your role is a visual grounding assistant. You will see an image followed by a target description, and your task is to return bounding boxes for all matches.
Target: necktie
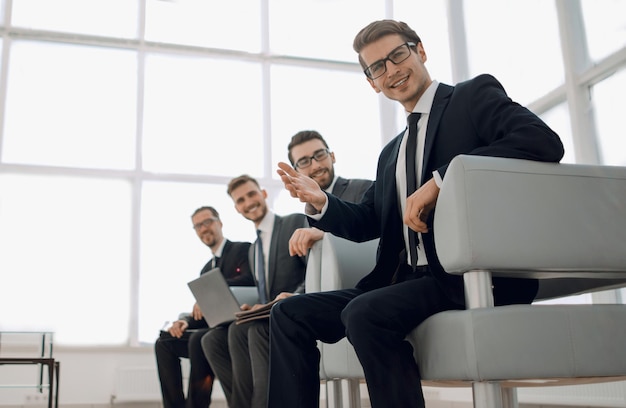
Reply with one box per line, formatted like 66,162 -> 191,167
212,256 -> 220,269
406,112 -> 421,271
255,230 -> 268,304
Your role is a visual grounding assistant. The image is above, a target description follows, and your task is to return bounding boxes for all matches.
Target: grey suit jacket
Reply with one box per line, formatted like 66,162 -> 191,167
249,213 -> 307,301
331,176 -> 373,203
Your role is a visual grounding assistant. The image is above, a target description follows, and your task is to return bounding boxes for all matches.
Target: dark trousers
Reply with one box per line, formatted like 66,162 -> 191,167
202,320 -> 270,408
267,275 -> 463,408
155,328 -> 214,408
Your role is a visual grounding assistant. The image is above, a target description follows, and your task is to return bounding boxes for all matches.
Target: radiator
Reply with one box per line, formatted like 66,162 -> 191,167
112,366 -> 162,403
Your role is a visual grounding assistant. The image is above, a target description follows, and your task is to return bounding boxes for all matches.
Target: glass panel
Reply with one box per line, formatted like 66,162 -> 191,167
138,181 -> 255,344
393,0 -> 453,85
145,0 -> 261,52
270,65 -> 380,182
11,0 -> 138,39
2,41 -> 137,169
268,0 -> 385,62
538,103 -> 576,164
581,0 -> 626,63
592,67 -> 626,166
142,53 -> 263,176
0,174 -> 131,345
464,0 -> 564,106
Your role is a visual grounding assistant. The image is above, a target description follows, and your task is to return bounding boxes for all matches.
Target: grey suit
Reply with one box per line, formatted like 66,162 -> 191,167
331,176 -> 373,204
201,212 -> 306,408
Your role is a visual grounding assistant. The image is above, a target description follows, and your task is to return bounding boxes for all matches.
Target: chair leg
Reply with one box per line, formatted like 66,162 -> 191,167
472,381 -> 503,408
327,379 -> 342,408
347,378 -> 361,408
502,387 -> 518,408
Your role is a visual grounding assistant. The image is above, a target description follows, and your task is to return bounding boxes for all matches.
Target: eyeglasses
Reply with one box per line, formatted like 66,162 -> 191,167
193,217 -> 218,230
364,42 -> 416,80
294,148 -> 330,169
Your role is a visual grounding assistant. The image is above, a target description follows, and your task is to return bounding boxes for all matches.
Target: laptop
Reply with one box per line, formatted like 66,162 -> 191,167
187,268 -> 259,328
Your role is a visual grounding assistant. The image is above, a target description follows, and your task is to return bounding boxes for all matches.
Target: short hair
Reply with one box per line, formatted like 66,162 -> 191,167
227,174 -> 261,196
353,20 -> 422,71
191,206 -> 219,219
287,130 -> 330,166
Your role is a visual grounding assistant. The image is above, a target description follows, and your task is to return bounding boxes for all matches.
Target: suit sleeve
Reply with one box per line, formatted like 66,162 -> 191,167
437,74 -> 564,177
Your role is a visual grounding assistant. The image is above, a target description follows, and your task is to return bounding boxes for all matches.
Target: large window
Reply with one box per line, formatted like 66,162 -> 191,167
0,0 -> 624,346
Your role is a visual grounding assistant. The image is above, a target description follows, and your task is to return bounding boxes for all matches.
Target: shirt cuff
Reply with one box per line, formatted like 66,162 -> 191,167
432,170 -> 443,188
306,196 -> 328,220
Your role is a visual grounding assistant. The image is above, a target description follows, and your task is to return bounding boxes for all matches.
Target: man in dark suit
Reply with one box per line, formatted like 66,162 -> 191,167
154,206 -> 254,408
285,129 -> 373,257
268,19 -> 565,408
201,175 -> 307,408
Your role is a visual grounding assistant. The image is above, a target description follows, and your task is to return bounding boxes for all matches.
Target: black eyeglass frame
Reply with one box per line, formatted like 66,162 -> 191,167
294,148 -> 331,169
363,42 -> 417,80
193,217 -> 218,230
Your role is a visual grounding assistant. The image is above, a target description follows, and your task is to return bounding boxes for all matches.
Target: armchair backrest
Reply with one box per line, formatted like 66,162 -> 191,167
306,233 -> 379,294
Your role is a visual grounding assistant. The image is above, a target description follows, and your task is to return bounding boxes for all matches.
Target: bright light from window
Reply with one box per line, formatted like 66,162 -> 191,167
145,0 -> 262,52
0,174 -> 132,345
11,0 -> 138,38
2,41 -> 137,169
142,54 -> 264,177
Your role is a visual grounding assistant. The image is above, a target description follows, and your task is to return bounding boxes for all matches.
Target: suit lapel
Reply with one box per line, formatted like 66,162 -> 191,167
267,215 -> 282,294
331,177 -> 348,197
421,83 -> 453,183
381,134 -> 403,228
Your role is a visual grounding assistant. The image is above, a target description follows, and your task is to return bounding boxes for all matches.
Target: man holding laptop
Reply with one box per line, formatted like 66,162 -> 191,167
154,206 -> 254,408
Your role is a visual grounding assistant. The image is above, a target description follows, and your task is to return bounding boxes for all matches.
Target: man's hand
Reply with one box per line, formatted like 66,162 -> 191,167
273,292 -> 295,301
239,293 -> 295,312
277,162 -> 327,213
191,302 -> 203,320
404,178 -> 440,233
168,320 -> 189,338
289,227 -> 325,256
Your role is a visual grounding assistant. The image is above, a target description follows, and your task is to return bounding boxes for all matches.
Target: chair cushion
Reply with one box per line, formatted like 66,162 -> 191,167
408,304 -> 626,386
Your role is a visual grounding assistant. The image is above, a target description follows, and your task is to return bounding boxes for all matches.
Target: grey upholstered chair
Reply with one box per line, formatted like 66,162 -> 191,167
306,155 -> 626,408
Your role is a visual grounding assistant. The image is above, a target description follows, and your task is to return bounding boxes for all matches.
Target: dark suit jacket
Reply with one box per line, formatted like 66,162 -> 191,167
249,213 -> 307,301
186,239 -> 254,329
312,74 -> 565,306
331,176 -> 373,203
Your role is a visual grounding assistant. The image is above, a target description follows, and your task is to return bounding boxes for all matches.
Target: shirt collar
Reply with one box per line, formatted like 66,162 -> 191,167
326,175 -> 339,194
213,238 -> 226,257
256,210 -> 276,236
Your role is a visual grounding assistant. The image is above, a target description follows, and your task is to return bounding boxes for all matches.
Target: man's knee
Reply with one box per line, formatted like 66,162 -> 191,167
201,328 -> 224,357
154,336 -> 172,357
341,295 -> 371,334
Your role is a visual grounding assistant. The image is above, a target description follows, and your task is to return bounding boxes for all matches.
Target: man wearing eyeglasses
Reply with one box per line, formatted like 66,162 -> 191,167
269,19 -> 564,408
155,206 -> 254,408
286,130 -> 373,257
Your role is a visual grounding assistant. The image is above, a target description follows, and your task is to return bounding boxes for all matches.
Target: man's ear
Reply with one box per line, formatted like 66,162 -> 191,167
368,77 -> 381,93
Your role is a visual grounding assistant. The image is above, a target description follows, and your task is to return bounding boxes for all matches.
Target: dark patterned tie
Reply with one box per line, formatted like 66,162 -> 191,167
406,112 -> 422,271
255,230 -> 268,304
